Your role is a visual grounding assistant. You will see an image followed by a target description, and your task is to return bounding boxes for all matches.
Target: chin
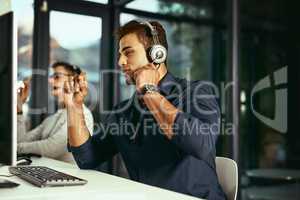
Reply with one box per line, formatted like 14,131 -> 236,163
51,91 -> 57,96
51,90 -> 61,97
57,98 -> 64,105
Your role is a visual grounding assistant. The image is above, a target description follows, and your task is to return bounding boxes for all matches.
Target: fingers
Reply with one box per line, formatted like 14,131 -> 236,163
17,77 -> 31,103
134,63 -> 155,76
77,72 -> 88,95
23,77 -> 31,86
133,64 -> 157,83
64,77 -> 73,94
23,80 -> 30,90
74,77 -> 80,93
64,72 -> 88,97
135,63 -> 155,73
22,77 -> 31,94
22,82 -> 30,95
17,80 -> 30,103
17,86 -> 23,95
23,76 -> 32,82
78,72 -> 87,81
65,73 -> 88,106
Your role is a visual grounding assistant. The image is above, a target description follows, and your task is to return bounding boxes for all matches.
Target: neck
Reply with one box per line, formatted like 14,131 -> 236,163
57,98 -> 65,109
156,63 -> 168,82
58,103 -> 65,109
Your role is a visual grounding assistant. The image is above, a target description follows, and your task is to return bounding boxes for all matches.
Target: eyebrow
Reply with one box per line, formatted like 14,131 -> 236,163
120,46 -> 133,53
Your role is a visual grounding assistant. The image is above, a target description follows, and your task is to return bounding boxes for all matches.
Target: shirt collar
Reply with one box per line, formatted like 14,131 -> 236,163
158,72 -> 177,96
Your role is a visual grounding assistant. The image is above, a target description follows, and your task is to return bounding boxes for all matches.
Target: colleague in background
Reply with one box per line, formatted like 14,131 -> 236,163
17,62 -> 94,164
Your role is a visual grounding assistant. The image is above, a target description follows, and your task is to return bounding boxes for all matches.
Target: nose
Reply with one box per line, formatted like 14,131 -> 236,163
118,54 -> 127,69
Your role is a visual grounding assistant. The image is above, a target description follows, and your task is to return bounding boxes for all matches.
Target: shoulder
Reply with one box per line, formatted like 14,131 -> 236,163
190,80 -> 217,96
174,75 -> 217,96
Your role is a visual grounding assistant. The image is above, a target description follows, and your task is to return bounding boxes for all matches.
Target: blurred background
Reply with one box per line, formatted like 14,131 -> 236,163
13,0 -> 298,199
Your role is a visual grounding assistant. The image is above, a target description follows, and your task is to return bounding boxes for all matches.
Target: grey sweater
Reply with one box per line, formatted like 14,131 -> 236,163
17,105 -> 94,164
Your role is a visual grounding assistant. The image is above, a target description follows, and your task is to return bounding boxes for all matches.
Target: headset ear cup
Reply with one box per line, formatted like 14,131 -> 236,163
150,45 -> 167,64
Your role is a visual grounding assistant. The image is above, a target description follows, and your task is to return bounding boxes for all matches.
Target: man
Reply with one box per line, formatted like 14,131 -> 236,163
17,62 -> 94,163
65,21 -> 226,199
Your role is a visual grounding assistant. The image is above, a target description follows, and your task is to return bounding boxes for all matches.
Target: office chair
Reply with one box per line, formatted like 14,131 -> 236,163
215,157 -> 238,200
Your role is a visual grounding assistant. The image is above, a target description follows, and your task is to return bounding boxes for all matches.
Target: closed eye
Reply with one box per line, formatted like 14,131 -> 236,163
125,50 -> 134,56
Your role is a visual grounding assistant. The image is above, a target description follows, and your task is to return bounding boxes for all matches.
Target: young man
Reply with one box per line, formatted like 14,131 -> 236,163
65,21 -> 226,199
17,62 -> 94,164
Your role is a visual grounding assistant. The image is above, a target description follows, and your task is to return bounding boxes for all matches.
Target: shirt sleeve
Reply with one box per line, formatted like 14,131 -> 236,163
17,124 -> 67,159
17,112 -> 68,159
68,112 -> 119,169
17,115 -> 44,143
171,82 -> 220,168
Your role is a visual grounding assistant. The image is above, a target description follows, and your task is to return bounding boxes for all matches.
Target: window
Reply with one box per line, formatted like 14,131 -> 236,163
50,11 -> 102,120
126,0 -> 212,19
13,0 -> 34,121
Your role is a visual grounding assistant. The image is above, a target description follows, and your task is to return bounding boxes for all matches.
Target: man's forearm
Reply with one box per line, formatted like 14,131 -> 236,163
142,92 -> 179,139
67,104 -> 90,147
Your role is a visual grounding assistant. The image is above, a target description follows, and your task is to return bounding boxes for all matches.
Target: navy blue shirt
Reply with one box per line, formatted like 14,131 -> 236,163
69,73 -> 226,200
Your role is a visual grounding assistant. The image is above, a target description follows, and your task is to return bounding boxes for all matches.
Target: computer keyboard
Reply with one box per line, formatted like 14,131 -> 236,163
9,166 -> 87,187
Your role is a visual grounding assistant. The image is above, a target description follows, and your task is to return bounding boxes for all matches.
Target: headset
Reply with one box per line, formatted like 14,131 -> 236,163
70,64 -> 82,75
140,21 -> 167,65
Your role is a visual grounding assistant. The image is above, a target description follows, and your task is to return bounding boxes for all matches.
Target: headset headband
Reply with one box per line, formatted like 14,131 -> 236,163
140,21 -> 160,45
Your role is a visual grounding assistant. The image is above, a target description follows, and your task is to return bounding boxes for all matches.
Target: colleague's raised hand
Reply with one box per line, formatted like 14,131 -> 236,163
17,78 -> 31,113
63,72 -> 88,108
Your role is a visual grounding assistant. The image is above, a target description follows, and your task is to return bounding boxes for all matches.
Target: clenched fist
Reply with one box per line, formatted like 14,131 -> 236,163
133,63 -> 160,93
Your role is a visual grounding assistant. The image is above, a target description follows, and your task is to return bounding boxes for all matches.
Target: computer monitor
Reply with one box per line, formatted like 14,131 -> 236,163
0,11 -> 17,166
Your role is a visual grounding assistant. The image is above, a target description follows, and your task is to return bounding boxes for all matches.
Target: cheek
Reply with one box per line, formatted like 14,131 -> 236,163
129,53 -> 149,70
49,80 -> 54,87
57,80 -> 66,87
139,49 -> 150,62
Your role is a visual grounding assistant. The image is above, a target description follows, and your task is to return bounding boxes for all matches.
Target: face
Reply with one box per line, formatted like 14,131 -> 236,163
118,33 -> 149,84
49,66 -> 72,100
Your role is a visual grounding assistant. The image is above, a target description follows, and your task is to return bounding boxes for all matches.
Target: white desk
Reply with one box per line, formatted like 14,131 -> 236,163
0,157 -> 203,200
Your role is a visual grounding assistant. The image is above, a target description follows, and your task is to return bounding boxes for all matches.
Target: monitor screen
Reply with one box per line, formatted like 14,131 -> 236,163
0,11 -> 17,166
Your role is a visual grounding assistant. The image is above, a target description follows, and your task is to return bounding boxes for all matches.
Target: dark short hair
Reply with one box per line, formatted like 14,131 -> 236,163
116,20 -> 168,63
51,61 -> 81,75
